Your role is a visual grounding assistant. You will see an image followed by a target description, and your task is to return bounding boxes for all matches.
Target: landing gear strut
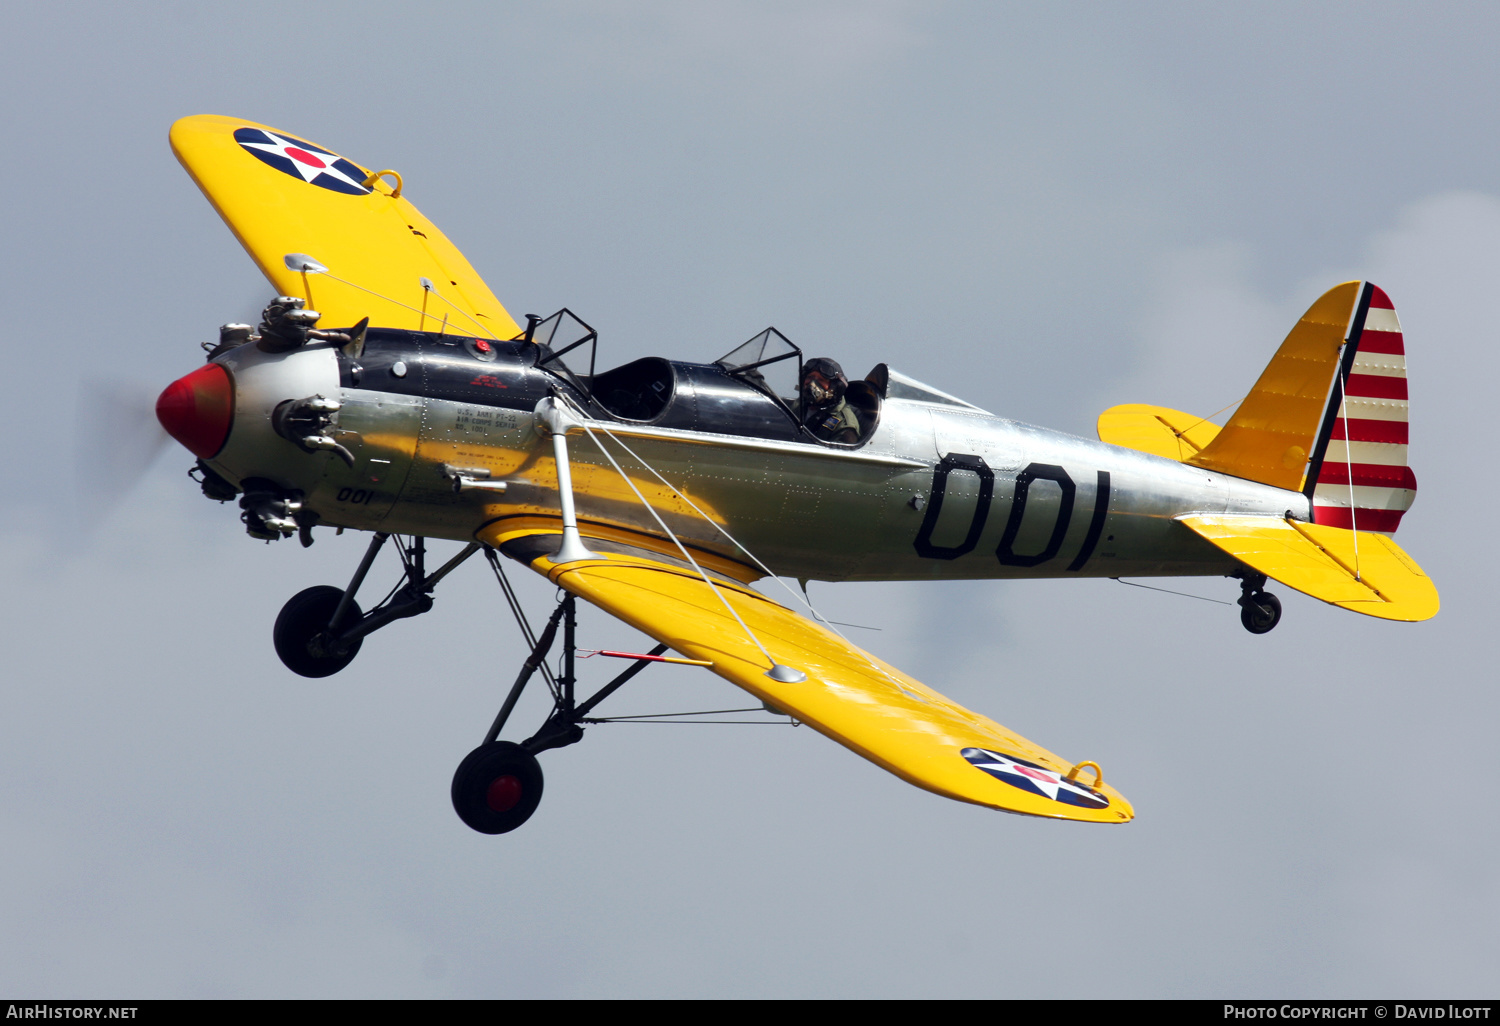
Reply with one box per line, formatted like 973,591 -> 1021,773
450,556 -> 670,834
272,533 -> 480,677
273,533 -> 691,834
1235,571 -> 1282,634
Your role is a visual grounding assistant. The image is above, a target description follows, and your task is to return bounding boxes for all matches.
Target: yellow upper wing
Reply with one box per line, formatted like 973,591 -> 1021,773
170,115 -> 521,338
482,527 -> 1133,823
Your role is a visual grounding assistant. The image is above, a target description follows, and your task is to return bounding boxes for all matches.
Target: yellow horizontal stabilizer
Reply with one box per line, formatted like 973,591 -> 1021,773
1178,514 -> 1439,621
484,529 -> 1133,823
170,115 -> 521,338
1097,404 -> 1222,461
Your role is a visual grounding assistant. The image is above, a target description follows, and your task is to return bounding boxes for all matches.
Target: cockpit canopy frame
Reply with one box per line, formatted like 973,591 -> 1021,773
714,327 -> 803,383
524,308 -> 599,398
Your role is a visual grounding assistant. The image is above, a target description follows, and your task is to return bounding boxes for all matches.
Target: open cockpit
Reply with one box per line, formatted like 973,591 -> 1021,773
337,309 -> 989,449
590,326 -> 883,447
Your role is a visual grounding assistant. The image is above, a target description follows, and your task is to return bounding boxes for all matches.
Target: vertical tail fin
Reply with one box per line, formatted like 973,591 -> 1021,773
1181,281 -> 1417,536
1186,282 -> 1361,492
1305,284 -> 1417,535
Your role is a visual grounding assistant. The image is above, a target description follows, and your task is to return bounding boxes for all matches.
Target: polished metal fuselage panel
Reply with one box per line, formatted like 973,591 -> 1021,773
206,340 -> 1306,583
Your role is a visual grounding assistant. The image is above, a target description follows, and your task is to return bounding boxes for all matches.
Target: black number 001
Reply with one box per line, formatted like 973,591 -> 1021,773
913,454 -> 1111,571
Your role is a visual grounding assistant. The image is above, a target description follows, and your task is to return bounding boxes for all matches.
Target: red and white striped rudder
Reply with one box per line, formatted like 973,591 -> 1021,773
1308,283 -> 1416,535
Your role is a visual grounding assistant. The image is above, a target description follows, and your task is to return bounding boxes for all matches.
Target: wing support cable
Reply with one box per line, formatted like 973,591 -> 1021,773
568,404 -> 925,702
580,709 -> 798,726
480,582 -> 728,752
483,546 -> 560,699
483,542 -> 796,755
558,401 -> 807,685
292,259 -> 503,342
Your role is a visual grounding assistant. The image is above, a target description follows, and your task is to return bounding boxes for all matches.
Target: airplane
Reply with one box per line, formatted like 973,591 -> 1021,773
154,114 -> 1438,834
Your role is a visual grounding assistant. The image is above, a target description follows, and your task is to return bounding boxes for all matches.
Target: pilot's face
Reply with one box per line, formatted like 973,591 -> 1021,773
803,371 -> 835,406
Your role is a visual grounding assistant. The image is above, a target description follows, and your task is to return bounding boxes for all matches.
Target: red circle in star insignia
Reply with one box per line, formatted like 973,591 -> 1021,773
233,127 -> 371,196
284,147 -> 327,169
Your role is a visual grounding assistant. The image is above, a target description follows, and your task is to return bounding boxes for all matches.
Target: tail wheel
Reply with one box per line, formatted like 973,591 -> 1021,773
1239,591 -> 1282,634
452,741 -> 544,834
273,585 -> 363,677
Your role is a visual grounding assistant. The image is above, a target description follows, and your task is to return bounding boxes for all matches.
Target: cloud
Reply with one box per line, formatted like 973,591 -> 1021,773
1110,241 -> 1293,419
558,0 -> 931,107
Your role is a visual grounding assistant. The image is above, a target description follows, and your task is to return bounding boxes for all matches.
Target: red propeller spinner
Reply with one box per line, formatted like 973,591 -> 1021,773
156,362 -> 234,459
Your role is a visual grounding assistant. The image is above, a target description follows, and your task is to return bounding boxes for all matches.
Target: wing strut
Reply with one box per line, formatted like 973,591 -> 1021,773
535,398 -> 602,565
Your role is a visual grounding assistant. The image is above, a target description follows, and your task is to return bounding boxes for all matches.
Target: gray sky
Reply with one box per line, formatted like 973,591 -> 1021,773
2,1 -> 1496,998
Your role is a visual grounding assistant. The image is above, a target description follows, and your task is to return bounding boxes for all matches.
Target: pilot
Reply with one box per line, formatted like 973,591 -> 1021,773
795,358 -> 861,444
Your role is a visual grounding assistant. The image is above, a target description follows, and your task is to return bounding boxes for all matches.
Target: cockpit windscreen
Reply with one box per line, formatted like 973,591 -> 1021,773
715,327 -> 802,400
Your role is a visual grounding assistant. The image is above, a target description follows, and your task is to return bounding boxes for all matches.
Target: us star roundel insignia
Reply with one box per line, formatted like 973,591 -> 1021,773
234,127 -> 371,195
961,747 -> 1110,809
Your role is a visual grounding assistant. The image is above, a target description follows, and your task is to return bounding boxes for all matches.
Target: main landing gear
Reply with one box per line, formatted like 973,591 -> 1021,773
1234,570 -> 1282,635
272,533 -> 479,678
272,537 -> 686,835
450,741 -> 545,835
451,574 -> 669,834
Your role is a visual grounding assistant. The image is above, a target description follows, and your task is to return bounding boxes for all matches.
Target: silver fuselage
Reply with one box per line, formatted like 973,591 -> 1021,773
206,338 -> 1304,582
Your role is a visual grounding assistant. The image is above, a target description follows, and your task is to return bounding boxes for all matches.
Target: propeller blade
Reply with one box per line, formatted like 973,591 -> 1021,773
76,375 -> 174,508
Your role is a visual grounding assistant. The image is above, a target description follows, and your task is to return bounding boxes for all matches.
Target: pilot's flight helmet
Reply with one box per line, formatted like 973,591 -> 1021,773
800,357 -> 848,408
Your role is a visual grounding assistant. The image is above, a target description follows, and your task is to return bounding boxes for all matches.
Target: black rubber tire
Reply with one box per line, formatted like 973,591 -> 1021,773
451,741 -> 544,835
273,585 -> 363,678
1239,591 -> 1282,635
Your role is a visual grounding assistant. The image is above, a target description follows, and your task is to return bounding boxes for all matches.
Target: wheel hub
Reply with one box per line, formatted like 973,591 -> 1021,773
486,774 -> 523,812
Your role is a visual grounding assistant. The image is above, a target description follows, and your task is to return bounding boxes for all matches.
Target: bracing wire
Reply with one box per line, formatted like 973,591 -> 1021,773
584,718 -> 799,726
589,422 -> 854,632
314,270 -> 504,342
419,281 -> 500,342
572,405 -> 926,701
571,418 -> 780,670
1338,355 -> 1362,581
483,546 -> 560,698
583,706 -> 799,726
1113,578 -> 1233,606
1173,394 -> 1249,454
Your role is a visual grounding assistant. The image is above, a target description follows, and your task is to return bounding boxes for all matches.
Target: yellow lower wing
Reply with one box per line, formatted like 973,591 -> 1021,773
483,528 -> 1133,823
171,115 -> 521,338
1179,514 -> 1439,621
